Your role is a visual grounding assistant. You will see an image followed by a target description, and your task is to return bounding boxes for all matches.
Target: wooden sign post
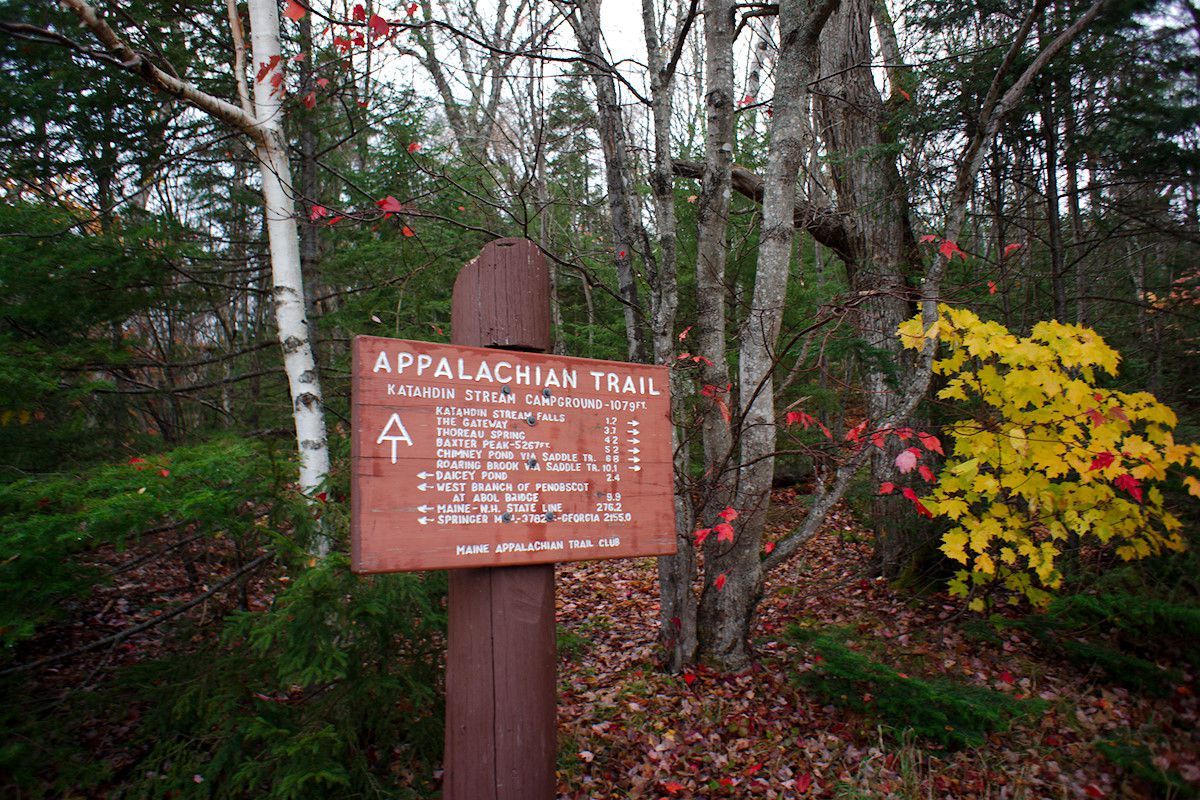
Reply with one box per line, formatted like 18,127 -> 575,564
350,239 -> 675,799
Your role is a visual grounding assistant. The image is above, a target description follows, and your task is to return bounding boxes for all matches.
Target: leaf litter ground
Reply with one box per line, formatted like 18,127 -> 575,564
554,490 -> 1198,799
7,491 -> 1197,798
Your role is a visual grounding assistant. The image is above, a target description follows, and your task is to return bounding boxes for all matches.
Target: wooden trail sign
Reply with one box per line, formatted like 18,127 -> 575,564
350,338 -> 675,572
350,238 -> 676,800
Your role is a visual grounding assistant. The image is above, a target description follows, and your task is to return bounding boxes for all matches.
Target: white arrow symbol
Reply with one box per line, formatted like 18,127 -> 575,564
417,517 -> 430,525
626,429 -> 639,436
376,413 -> 414,464
629,456 -> 641,464
627,447 -> 641,455
418,505 -> 432,513
629,419 -> 640,427
418,483 -> 429,492
627,436 -> 641,445
630,465 -> 642,472
417,471 -> 431,479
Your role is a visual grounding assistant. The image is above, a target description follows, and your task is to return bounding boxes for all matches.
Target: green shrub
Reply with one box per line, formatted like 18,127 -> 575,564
116,555 -> 446,800
786,626 -> 1039,748
998,591 -> 1199,694
1096,736 -> 1198,799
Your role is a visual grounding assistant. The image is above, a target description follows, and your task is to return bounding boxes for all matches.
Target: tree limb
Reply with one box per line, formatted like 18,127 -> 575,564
0,553 -> 271,677
673,158 -> 854,260
57,0 -> 263,143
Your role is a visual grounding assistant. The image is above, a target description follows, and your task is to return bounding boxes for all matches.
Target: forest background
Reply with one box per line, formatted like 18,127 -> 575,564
1,0 -> 1199,796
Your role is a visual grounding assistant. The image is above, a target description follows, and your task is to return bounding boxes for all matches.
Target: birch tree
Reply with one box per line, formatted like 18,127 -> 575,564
31,0 -> 332,547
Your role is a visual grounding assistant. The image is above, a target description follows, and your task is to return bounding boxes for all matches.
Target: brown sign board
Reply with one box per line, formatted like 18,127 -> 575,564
350,335 -> 677,572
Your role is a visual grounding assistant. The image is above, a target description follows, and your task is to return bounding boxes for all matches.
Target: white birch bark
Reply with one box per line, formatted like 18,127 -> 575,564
246,0 -> 330,519
60,0 -> 332,553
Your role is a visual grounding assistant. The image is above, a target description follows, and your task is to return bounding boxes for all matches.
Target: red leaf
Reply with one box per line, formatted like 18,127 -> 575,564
895,448 -> 920,474
316,77 -> 330,88
315,491 -> 328,503
998,671 -> 1014,684
326,215 -> 344,225
939,239 -> 967,261
913,499 -> 933,518
746,763 -> 763,776
898,88 -> 911,101
988,280 -> 997,294
901,487 -> 918,501
302,91 -> 316,109
714,522 -> 735,543
401,226 -> 415,237
818,422 -> 832,439
763,541 -> 775,554
878,482 -> 896,495
309,204 -> 328,222
1084,785 -> 1105,798
158,469 -> 170,478
352,4 -> 366,20
796,773 -> 814,792
283,0 -> 306,22
1108,406 -> 1129,423
407,2 -> 418,15
716,397 -> 731,424
333,36 -> 351,52
1003,242 -> 1023,258
718,506 -> 739,522
682,672 -> 696,686
255,54 -> 281,83
1114,473 -> 1143,503
663,781 -> 686,795
694,528 -> 712,546
714,573 -> 727,591
845,419 -> 868,443
719,776 -> 735,787
920,234 -> 937,244
894,427 -> 914,441
678,325 -> 692,342
1086,407 -> 1106,427
291,52 -> 307,62
128,457 -> 145,464
376,195 -> 403,212
1089,452 -> 1115,471
367,13 -> 389,38
918,464 -> 935,482
407,142 -> 420,154
870,430 -> 887,449
917,432 -> 944,455
786,410 -> 815,429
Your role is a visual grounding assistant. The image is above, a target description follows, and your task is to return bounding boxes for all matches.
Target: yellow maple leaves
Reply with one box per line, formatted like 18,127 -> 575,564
901,305 -> 1200,608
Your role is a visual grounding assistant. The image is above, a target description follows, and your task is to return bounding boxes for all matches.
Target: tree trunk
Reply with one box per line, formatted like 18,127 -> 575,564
642,0 -> 698,671
246,0 -> 331,519
817,0 -> 927,578
696,0 -> 837,670
567,0 -> 647,363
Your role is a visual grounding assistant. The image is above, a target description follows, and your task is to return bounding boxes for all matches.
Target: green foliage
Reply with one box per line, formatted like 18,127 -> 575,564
116,556 -> 445,800
997,592 -> 1199,694
0,436 -> 309,654
0,439 -> 447,799
1095,735 -> 1199,799
786,626 -> 1039,748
